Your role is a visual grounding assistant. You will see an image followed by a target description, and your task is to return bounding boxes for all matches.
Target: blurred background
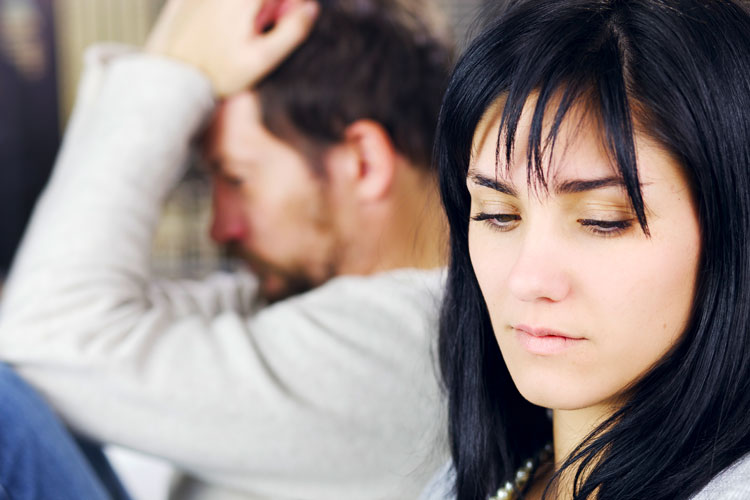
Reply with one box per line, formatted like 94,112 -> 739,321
0,1 -> 486,498
0,0 -> 487,287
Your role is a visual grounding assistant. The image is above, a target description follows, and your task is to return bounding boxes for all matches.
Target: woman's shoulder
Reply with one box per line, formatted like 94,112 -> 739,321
690,453 -> 750,499
421,454 -> 750,500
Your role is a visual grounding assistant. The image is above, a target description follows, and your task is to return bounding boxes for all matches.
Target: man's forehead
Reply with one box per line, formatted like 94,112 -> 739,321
215,91 -> 264,126
202,91 -> 328,178
204,91 -> 269,160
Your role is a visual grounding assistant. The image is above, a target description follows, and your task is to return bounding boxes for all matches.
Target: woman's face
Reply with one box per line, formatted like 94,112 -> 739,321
467,101 -> 701,412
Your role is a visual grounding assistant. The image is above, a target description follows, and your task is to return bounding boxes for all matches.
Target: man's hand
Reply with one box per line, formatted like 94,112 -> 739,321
146,0 -> 319,96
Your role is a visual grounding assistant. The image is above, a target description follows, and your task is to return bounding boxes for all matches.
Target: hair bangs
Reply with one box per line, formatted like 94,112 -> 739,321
489,10 -> 650,234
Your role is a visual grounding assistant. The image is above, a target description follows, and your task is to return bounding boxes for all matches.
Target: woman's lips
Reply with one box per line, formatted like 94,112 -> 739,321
513,324 -> 585,355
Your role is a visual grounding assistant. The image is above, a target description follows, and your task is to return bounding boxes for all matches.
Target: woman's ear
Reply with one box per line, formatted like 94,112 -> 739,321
338,120 -> 397,202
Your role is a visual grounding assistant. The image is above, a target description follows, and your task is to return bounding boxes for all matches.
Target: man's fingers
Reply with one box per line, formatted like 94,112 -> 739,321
144,0 -> 319,95
252,0 -> 319,70
254,0 -> 284,33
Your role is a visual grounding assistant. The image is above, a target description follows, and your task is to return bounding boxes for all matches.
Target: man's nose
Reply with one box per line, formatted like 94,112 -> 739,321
210,179 -> 248,244
506,229 -> 571,303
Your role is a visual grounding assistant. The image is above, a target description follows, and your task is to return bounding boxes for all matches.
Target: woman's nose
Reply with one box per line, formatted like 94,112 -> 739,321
506,230 -> 571,303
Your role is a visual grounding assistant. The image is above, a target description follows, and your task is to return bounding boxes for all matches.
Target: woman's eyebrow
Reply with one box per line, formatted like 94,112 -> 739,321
468,171 -> 518,196
554,177 -> 627,194
468,172 -> 644,197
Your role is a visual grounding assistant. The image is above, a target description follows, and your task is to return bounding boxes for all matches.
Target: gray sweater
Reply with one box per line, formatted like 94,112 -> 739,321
421,453 -> 750,499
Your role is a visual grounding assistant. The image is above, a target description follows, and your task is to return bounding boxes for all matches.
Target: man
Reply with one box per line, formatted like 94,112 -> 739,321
0,0 -> 452,498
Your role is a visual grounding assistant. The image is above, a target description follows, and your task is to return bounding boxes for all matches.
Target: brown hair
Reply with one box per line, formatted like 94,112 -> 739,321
256,0 -> 454,171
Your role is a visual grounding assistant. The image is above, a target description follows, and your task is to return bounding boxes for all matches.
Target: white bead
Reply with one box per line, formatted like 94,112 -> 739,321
516,467 -> 530,486
519,467 -> 530,479
489,443 -> 551,500
490,481 -> 516,500
493,489 -> 511,500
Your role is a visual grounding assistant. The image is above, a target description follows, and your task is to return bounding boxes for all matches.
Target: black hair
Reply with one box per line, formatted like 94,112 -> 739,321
255,0 -> 453,171
436,0 -> 750,499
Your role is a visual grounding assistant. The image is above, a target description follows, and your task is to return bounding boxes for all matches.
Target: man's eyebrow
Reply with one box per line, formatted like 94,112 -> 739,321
554,177 -> 628,194
468,172 -> 518,196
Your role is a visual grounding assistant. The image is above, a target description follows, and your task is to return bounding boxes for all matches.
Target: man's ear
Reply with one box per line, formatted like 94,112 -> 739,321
338,120 -> 397,202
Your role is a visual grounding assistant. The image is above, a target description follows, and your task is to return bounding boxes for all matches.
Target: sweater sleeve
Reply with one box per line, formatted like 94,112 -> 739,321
0,46 -> 446,499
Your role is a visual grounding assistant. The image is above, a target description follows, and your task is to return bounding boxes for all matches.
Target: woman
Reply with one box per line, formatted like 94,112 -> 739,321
429,0 -> 750,499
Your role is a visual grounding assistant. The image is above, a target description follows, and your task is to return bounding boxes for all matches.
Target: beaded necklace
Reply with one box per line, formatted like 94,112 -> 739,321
489,443 -> 553,500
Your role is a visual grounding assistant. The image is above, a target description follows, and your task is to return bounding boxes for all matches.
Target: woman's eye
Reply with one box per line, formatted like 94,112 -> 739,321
471,212 -> 521,231
578,218 -> 634,236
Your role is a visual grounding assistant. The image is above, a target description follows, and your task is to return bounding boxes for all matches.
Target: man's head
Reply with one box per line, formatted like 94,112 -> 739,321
206,0 -> 453,302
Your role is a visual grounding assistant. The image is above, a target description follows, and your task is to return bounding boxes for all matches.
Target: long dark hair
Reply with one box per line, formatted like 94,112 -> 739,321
436,1 -> 750,499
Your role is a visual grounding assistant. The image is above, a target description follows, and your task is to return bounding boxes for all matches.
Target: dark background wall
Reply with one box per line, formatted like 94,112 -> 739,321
0,0 -> 59,277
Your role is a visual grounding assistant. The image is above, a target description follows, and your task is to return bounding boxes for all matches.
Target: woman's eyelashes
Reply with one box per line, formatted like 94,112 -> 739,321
470,211 -> 635,236
578,218 -> 634,236
471,212 -> 520,231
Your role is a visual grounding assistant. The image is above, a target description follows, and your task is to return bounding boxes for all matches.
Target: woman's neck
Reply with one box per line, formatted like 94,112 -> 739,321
527,405 -> 614,500
553,406 -> 611,469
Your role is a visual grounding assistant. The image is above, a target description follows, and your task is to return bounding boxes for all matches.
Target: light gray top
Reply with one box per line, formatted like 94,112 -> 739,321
421,453 -> 750,499
0,44 -> 448,500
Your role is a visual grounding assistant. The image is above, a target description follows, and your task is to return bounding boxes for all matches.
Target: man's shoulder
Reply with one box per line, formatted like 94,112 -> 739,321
319,266 -> 445,293
250,267 -> 446,342
294,266 -> 445,312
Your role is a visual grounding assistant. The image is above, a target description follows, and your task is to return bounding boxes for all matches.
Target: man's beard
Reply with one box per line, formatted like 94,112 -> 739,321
224,242 -> 318,303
